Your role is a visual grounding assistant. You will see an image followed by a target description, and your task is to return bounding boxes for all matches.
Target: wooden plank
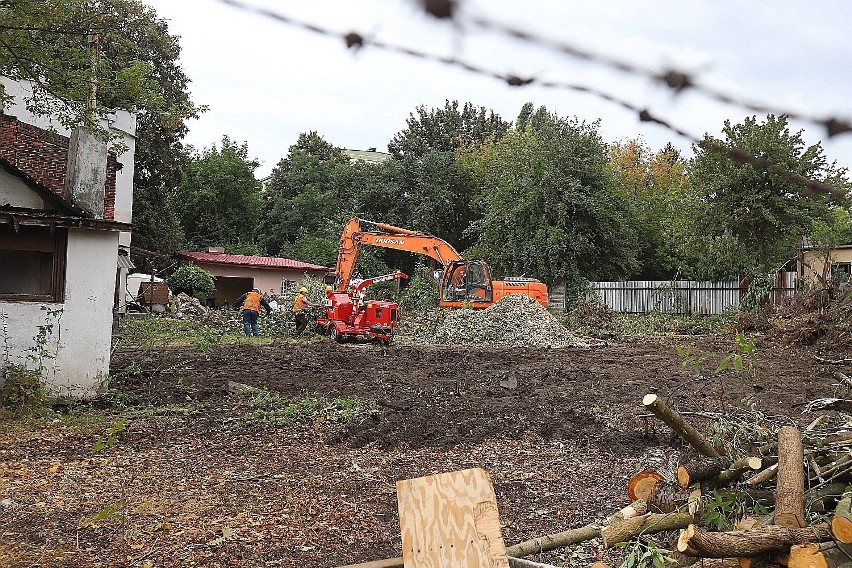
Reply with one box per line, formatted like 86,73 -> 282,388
397,468 -> 509,568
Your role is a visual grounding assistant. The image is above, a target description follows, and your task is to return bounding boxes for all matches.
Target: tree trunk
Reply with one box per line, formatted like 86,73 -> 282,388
509,558 -> 561,568
643,394 -> 720,457
748,464 -> 778,487
715,457 -> 764,488
601,511 -> 694,547
832,491 -> 852,544
788,542 -> 852,568
648,480 -> 692,513
629,470 -> 664,501
504,525 -> 601,558
679,458 -> 733,488
505,501 -> 649,558
775,427 -> 806,528
677,524 -> 832,558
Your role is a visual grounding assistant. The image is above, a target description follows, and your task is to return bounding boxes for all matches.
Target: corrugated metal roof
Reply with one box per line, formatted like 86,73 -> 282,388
177,251 -> 329,271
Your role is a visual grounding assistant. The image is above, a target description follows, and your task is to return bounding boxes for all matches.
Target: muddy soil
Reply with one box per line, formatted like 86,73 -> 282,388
1,335 -> 848,567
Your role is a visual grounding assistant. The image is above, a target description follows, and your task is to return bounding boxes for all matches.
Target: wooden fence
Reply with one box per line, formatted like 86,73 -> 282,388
548,273 -> 798,315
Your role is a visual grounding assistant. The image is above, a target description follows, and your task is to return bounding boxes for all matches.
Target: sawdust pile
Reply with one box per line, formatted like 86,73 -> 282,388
419,294 -> 588,348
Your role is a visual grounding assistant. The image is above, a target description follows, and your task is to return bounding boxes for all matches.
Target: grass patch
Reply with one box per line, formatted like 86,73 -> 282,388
240,389 -> 379,426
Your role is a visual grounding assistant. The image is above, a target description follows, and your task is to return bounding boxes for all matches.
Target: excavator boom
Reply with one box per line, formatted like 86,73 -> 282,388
335,218 -> 461,291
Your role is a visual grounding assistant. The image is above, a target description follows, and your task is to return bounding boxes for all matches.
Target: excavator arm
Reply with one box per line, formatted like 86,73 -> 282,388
335,218 -> 462,291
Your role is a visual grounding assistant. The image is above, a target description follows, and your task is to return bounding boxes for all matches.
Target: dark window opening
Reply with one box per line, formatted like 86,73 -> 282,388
0,225 -> 66,302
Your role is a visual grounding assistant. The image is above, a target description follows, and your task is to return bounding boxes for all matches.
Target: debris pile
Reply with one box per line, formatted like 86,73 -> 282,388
420,294 -> 588,348
170,293 -> 236,327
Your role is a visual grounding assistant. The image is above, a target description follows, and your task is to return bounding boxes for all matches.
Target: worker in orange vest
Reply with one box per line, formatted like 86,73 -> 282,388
233,288 -> 271,337
292,286 -> 315,335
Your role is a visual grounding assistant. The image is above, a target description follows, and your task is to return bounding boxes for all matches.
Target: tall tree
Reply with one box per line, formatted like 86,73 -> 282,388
388,100 -> 511,159
689,114 -> 848,274
461,105 -> 637,288
171,136 -> 262,251
607,139 -> 692,279
259,132 -> 352,256
0,1 -> 202,256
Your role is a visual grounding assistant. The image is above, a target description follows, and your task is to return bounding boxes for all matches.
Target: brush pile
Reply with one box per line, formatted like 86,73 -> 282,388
409,294 -> 588,348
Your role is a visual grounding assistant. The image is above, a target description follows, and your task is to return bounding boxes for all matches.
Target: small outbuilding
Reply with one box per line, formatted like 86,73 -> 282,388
175,248 -> 329,306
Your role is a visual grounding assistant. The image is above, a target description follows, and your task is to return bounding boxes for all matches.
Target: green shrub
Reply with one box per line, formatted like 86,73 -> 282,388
167,264 -> 215,301
399,265 -> 439,311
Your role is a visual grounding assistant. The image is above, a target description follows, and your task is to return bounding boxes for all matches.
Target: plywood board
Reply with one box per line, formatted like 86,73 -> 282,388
397,468 -> 509,568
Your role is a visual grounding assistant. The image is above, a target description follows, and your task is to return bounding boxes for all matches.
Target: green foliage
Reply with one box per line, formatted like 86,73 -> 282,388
399,264 -> 440,311
171,136 -> 262,250
167,264 -> 215,301
0,307 -> 63,411
388,99 -> 511,159
607,140 -> 693,279
461,104 -> 638,288
260,132 -> 351,255
618,541 -> 675,568
241,389 -> 379,426
676,344 -> 710,376
715,331 -> 758,379
92,419 -> 126,452
689,114 -> 848,274
702,489 -> 769,530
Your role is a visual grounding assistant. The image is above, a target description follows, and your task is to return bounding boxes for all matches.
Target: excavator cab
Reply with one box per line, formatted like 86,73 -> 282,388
440,260 -> 494,305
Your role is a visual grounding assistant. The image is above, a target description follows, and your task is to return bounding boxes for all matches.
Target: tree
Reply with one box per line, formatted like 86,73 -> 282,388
388,100 -> 511,159
0,1 -> 203,258
461,105 -> 637,289
259,132 -> 352,256
607,139 -> 692,279
167,264 -> 215,301
171,137 -> 262,251
807,206 -> 852,289
689,114 -> 849,275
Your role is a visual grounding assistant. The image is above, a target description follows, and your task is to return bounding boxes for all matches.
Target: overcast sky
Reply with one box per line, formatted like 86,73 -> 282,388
143,0 -> 852,179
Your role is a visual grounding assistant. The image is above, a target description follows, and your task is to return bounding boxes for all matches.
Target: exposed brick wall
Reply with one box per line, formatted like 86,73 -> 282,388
0,114 -> 117,220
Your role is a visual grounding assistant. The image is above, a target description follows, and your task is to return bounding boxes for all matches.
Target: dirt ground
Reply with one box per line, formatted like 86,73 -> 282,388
1,334 -> 850,567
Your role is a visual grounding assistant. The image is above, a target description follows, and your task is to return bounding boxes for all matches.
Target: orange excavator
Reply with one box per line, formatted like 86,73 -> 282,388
334,218 -> 548,309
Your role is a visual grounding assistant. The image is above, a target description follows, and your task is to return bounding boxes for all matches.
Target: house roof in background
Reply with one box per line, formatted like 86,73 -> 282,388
177,251 -> 329,272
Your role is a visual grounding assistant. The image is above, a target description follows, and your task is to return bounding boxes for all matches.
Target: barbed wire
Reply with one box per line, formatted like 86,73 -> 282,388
465,15 -> 852,139
215,0 -> 849,197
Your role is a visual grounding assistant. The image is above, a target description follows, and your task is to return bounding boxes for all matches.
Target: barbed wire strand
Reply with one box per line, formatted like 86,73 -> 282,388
465,15 -> 852,139
216,0 -> 848,197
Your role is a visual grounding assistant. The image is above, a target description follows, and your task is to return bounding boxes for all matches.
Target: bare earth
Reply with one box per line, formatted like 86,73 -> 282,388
1,335 -> 847,567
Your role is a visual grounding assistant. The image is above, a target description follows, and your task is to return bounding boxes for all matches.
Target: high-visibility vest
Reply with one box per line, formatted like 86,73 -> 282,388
243,291 -> 262,312
293,294 -> 309,312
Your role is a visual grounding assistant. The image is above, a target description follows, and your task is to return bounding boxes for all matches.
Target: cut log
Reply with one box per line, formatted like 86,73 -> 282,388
748,464 -> 779,487
648,480 -> 691,513
669,555 -> 741,568
601,511 -> 694,547
504,525 -> 601,558
679,458 -> 734,488
676,524 -> 832,558
788,542 -> 852,568
832,491 -> 852,544
628,470 -> 664,502
775,427 -> 806,528
643,394 -> 720,457
715,457 -> 764,488
505,500 -> 649,558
